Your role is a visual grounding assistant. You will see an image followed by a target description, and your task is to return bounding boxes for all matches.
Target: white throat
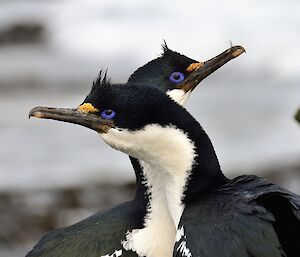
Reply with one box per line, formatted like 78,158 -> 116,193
122,160 -> 176,257
166,89 -> 191,106
101,124 -> 196,257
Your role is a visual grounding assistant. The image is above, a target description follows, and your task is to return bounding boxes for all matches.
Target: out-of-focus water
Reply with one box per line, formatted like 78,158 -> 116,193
1,0 -> 300,83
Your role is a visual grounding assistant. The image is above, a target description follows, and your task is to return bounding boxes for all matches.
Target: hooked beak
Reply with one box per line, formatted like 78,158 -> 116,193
29,106 -> 114,133
178,45 -> 245,92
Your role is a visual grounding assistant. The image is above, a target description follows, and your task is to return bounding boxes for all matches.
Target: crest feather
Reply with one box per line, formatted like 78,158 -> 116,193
91,69 -> 111,92
161,40 -> 170,56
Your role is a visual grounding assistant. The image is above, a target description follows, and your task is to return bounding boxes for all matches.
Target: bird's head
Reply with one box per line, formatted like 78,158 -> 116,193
128,42 -> 245,105
29,81 -> 200,163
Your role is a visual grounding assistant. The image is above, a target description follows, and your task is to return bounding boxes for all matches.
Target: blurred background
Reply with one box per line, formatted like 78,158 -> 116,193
0,0 -> 299,256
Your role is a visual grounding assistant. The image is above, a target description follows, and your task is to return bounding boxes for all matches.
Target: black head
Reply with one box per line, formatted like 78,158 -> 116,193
128,42 -> 197,92
128,42 -> 245,93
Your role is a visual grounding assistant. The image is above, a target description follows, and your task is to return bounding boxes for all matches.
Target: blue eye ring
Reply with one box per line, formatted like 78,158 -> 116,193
101,109 -> 116,119
169,72 -> 185,84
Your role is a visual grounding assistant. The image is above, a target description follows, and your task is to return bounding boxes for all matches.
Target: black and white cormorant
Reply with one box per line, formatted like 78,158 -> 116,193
30,57 -> 300,256
27,44 -> 244,257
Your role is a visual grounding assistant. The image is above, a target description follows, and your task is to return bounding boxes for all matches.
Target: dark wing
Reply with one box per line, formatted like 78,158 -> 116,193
174,175 -> 300,257
235,175 -> 300,257
26,201 -> 142,257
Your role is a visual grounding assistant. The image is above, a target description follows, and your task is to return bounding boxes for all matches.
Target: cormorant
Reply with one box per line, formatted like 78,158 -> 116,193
30,61 -> 300,256
28,44 -> 244,257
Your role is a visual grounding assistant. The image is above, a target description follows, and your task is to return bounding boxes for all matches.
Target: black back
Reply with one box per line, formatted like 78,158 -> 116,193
175,176 -> 300,257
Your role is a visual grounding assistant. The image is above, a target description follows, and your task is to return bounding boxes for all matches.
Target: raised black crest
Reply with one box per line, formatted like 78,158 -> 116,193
161,39 -> 170,55
90,69 -> 111,93
127,41 -> 196,91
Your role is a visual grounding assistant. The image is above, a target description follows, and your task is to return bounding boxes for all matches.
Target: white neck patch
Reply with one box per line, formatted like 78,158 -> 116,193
166,89 -> 191,106
100,124 -> 197,257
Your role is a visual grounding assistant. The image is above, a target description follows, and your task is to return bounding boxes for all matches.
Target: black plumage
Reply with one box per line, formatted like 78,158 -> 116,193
26,202 -> 143,257
175,175 -> 300,257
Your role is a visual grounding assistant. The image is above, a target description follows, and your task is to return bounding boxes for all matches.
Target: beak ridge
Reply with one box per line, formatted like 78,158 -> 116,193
178,45 -> 245,92
29,106 -> 113,133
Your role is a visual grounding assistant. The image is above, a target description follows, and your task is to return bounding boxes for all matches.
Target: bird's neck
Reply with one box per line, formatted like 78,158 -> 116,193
127,122 -> 226,229
130,157 -> 150,207
182,126 -> 228,205
122,124 -> 197,257
132,124 -> 226,228
123,157 -> 177,257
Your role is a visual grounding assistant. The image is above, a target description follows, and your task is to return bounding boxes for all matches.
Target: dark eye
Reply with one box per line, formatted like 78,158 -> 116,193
169,72 -> 185,84
101,109 -> 115,119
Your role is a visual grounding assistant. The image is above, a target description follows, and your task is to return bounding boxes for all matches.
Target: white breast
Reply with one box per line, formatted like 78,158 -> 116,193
122,161 -> 175,257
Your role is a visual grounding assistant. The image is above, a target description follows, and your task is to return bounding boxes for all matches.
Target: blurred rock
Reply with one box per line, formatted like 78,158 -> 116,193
0,22 -> 46,46
0,182 -> 135,249
295,108 -> 300,124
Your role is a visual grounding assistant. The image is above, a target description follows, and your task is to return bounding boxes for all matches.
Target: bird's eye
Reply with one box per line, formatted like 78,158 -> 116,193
101,109 -> 116,119
169,72 -> 185,84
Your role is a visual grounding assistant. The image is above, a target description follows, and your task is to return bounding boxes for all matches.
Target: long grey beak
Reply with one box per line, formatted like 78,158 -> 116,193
178,45 -> 245,92
29,106 -> 114,133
